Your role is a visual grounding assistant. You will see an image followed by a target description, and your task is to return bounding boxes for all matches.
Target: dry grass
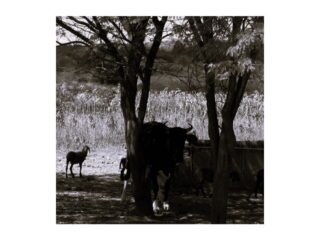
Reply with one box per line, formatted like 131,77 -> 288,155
56,81 -> 264,149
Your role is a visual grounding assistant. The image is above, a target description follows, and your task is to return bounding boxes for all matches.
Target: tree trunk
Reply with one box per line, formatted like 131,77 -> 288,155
210,71 -> 250,223
205,67 -> 220,160
120,71 -> 153,216
125,120 -> 153,216
211,119 -> 235,223
119,17 -> 166,216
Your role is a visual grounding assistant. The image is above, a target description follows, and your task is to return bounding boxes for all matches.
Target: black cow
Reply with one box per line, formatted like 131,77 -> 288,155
142,121 -> 197,213
119,121 -> 197,213
255,169 -> 264,198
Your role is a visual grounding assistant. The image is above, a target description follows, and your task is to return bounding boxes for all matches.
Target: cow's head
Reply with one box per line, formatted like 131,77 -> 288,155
168,124 -> 195,163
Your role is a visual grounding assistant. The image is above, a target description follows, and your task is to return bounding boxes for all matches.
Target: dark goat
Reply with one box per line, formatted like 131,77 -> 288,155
119,157 -> 131,202
193,168 -> 241,197
255,169 -> 264,198
119,157 -> 130,181
66,145 -> 90,178
194,168 -> 214,197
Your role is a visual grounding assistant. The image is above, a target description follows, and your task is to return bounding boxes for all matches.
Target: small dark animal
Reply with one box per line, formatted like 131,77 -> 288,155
119,157 -> 130,181
229,171 -> 240,183
255,169 -> 264,198
194,168 -> 214,197
66,145 -> 90,178
119,157 -> 131,202
193,169 -> 241,196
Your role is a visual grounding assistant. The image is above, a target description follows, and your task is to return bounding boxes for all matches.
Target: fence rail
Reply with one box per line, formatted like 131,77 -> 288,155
184,141 -> 264,185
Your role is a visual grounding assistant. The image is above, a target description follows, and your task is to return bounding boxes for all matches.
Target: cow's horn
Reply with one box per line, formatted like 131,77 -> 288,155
185,123 -> 193,132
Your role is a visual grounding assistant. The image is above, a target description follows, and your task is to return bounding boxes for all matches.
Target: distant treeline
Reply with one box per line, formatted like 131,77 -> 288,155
56,41 -> 263,93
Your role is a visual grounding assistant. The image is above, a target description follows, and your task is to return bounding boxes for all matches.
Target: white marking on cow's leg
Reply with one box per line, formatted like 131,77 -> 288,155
120,180 -> 128,202
163,201 -> 170,211
152,200 -> 160,213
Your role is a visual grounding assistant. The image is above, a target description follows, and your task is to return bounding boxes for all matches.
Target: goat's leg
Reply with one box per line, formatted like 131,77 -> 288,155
66,161 -> 69,178
70,164 -> 74,178
79,162 -> 83,177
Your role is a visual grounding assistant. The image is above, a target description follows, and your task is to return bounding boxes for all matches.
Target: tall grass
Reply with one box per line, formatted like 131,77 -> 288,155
56,81 -> 264,149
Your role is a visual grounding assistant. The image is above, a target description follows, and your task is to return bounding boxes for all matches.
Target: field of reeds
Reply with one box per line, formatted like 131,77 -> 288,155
56,80 -> 264,150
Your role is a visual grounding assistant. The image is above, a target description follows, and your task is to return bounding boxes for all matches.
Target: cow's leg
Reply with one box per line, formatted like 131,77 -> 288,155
163,177 -> 171,211
79,162 -> 83,177
70,164 -> 74,178
150,171 -> 160,213
152,186 -> 160,213
66,161 -> 69,178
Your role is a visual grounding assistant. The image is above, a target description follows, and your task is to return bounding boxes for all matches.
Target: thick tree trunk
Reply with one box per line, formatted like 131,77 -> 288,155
125,120 -> 153,216
205,67 -> 220,160
210,71 -> 250,223
119,17 -> 166,216
210,119 -> 235,223
186,16 -> 253,223
120,71 -> 153,216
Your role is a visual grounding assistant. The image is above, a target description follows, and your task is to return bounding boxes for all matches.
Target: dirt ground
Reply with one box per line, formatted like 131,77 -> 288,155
56,174 -> 264,224
56,149 -> 263,224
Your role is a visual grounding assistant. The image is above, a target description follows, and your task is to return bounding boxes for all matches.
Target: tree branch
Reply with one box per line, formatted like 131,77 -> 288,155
137,16 -> 167,123
231,70 -> 251,119
56,17 -> 93,45
56,40 -> 90,47
81,16 -> 97,30
186,17 -> 207,61
108,18 -> 132,44
67,16 -> 96,32
92,16 -> 125,64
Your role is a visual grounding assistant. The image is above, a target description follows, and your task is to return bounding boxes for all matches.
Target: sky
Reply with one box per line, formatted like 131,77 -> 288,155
56,16 -> 183,49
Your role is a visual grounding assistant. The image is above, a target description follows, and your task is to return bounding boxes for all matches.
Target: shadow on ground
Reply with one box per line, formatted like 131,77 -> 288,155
56,173 -> 263,224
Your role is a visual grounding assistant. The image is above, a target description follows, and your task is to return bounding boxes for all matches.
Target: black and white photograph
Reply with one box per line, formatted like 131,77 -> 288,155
2,0 -> 320,238
56,16 -> 264,224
